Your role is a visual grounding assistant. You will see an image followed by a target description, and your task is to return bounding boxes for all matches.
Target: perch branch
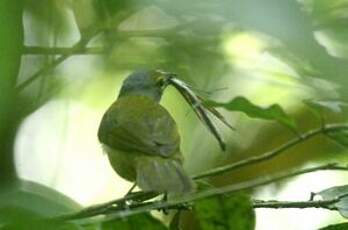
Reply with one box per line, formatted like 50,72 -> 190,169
54,162 -> 348,223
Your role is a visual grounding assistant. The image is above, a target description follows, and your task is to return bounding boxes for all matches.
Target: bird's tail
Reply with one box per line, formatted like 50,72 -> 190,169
136,156 -> 194,194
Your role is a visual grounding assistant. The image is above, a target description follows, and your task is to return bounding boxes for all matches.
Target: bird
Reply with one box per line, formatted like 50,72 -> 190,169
98,70 -> 194,194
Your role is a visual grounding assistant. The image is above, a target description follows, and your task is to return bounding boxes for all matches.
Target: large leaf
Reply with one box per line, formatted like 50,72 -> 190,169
0,180 -> 81,217
193,193 -> 255,230
0,180 -> 82,229
0,208 -> 78,230
206,97 -> 296,130
317,185 -> 348,218
101,213 -> 167,230
325,127 -> 348,148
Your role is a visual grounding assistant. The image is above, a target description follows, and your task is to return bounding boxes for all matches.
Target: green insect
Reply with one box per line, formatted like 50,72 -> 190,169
98,70 -> 233,193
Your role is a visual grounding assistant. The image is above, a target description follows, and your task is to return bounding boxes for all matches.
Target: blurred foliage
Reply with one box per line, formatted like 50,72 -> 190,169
0,180 -> 81,229
193,193 -> 255,230
1,214 -> 78,230
169,211 -> 182,230
326,128 -> 348,148
100,213 -> 167,230
0,0 -> 23,182
305,99 -> 348,120
2,0 -> 348,229
207,97 -> 297,131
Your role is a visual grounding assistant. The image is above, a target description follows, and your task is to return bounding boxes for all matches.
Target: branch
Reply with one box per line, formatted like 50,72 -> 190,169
54,163 -> 348,224
17,20 -> 194,91
23,46 -> 106,55
253,193 -> 348,210
253,199 -> 338,210
192,123 -> 348,179
57,191 -> 159,220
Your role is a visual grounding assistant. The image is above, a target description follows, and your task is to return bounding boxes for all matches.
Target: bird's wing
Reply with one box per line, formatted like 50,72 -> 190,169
98,96 -> 180,157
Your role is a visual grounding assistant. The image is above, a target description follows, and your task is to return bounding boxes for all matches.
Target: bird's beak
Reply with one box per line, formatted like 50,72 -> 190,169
165,74 -> 235,151
155,70 -> 176,87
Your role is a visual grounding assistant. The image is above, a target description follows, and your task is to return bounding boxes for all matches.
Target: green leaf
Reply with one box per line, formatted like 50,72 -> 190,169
319,222 -> 348,230
325,127 -> 348,148
0,180 -> 81,218
0,180 -> 82,229
101,213 -> 167,230
206,97 -> 296,130
193,193 -> 255,230
317,185 -> 348,218
0,211 -> 78,230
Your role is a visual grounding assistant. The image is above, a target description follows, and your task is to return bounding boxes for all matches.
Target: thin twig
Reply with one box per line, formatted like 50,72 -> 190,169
253,193 -> 348,210
192,123 -> 348,179
253,199 -> 338,210
53,163 -> 348,223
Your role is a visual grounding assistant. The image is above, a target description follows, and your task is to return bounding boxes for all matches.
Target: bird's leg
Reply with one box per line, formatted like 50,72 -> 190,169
122,183 -> 137,207
157,193 -> 191,214
120,184 -> 159,206
159,192 -> 169,215
163,192 -> 168,202
125,183 -> 137,197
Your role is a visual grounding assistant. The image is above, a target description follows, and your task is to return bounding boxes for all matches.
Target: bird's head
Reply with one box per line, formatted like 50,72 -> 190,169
117,69 -> 234,151
118,70 -> 175,102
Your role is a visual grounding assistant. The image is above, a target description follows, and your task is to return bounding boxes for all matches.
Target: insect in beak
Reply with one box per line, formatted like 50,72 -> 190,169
163,73 -> 234,151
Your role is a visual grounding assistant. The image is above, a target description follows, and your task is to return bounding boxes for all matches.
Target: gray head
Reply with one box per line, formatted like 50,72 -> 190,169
118,70 -> 172,102
117,69 -> 234,151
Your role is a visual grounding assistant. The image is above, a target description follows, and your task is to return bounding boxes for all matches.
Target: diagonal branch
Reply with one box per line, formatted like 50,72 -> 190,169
192,123 -> 348,179
16,30 -> 99,91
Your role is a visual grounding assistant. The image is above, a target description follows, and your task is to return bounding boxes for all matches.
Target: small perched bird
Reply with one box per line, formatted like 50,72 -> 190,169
98,70 -> 193,193
98,70 -> 232,193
